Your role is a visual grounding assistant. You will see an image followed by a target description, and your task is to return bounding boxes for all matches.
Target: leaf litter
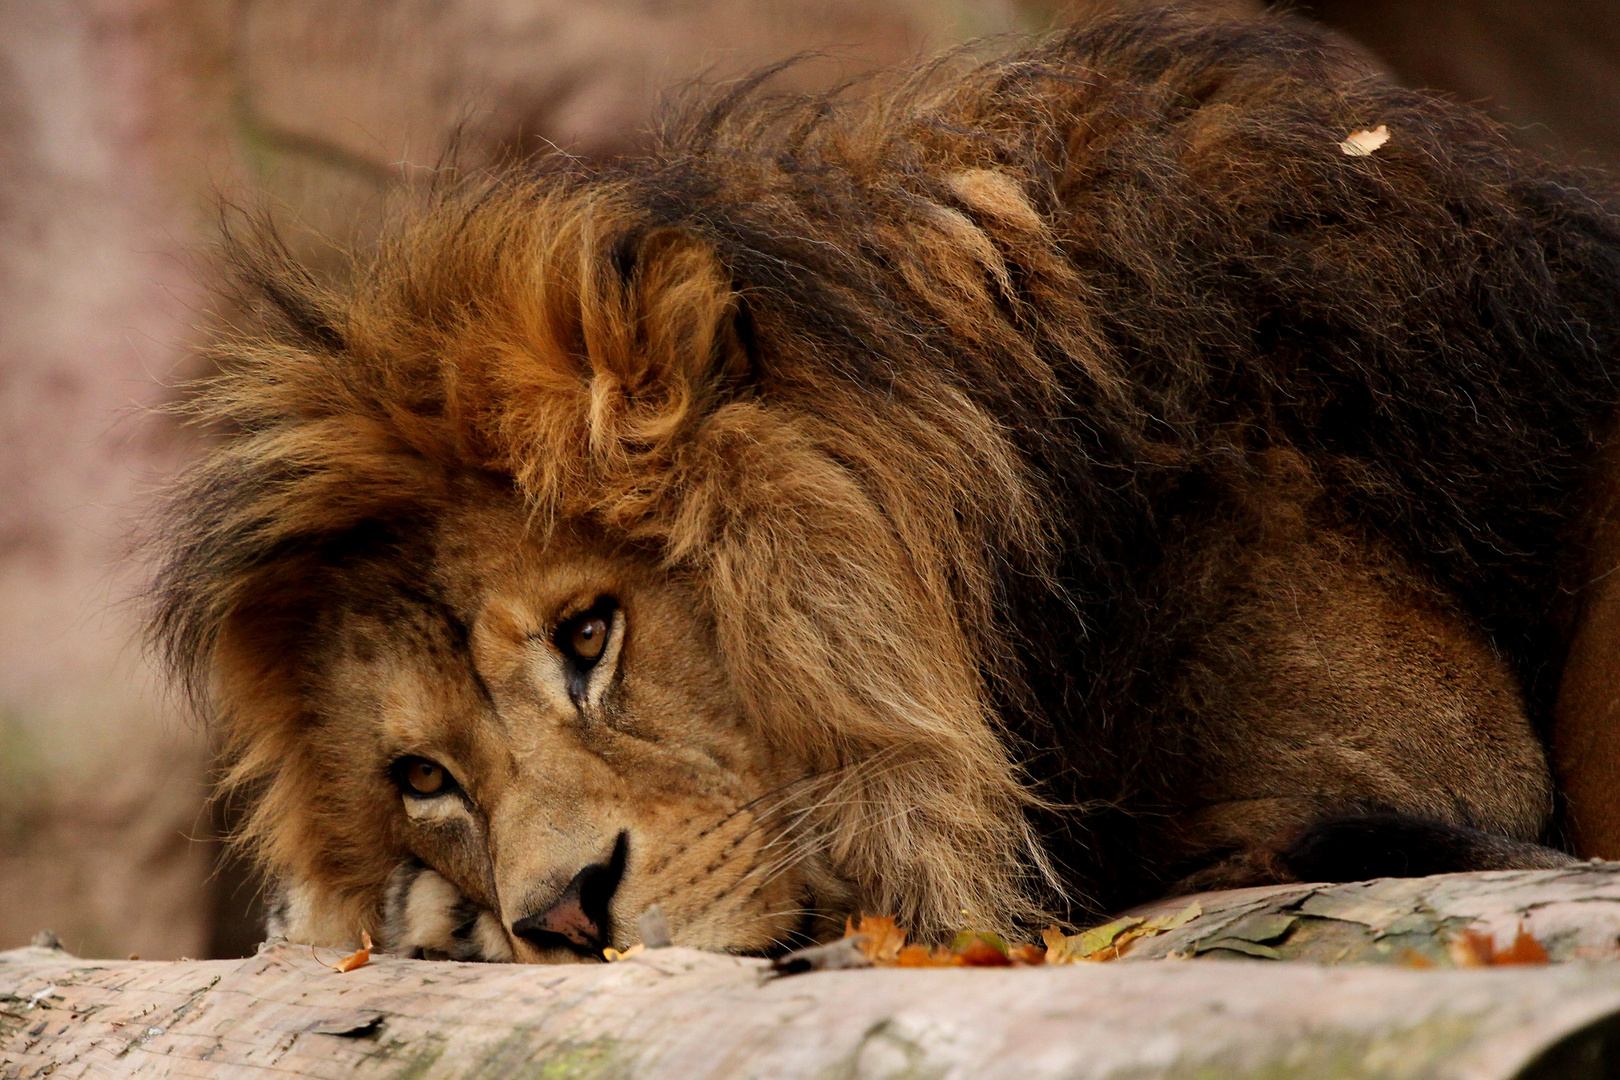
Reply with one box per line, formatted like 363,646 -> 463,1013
773,916 -> 1041,975
775,902 -> 1203,975
1045,901 -> 1205,963
664,888 -> 1554,976
1446,924 -> 1550,967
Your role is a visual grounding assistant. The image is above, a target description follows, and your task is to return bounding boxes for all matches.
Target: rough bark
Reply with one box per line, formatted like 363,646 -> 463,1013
1116,863 -> 1620,965
7,869 -> 1620,1079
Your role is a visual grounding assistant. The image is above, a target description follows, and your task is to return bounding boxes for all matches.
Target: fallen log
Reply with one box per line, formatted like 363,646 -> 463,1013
7,867 -> 1620,1080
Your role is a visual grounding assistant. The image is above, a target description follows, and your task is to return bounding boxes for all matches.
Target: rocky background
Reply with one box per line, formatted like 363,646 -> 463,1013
1,0 -> 1616,961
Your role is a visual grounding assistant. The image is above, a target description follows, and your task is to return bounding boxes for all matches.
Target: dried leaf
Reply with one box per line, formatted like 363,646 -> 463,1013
1150,900 -> 1203,932
1340,125 -> 1391,157
771,915 -> 1052,975
1492,925 -> 1550,966
1448,929 -> 1496,967
1043,901 -> 1204,964
847,915 -> 907,964
894,944 -> 945,967
315,930 -> 373,974
954,938 -> 1013,966
1007,943 -> 1047,965
950,930 -> 1008,955
1445,923 -> 1550,967
1043,925 -> 1098,964
1071,917 -> 1143,959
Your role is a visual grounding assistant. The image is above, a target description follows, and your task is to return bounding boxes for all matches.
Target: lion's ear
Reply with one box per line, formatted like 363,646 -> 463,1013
582,226 -> 751,411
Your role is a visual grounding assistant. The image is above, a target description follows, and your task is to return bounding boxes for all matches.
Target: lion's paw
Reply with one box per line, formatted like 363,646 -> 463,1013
380,861 -> 515,962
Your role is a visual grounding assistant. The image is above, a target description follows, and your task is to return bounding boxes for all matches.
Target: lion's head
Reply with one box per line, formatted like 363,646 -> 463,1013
154,143 -> 1071,957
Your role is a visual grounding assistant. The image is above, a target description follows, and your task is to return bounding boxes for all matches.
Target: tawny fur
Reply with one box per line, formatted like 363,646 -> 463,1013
153,7 -> 1620,955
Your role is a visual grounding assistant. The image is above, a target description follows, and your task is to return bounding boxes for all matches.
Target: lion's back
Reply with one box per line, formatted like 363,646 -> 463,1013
661,6 -> 1620,721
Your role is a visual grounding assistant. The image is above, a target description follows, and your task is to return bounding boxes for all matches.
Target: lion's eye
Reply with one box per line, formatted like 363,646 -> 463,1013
406,761 -> 445,795
557,602 -> 616,671
570,616 -> 608,661
552,600 -> 621,707
391,756 -> 456,799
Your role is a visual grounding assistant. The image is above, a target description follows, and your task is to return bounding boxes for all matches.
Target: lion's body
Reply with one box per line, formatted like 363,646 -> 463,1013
156,10 -> 1620,957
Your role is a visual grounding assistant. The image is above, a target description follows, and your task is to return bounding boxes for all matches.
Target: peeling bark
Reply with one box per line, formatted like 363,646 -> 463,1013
6,869 -> 1620,1079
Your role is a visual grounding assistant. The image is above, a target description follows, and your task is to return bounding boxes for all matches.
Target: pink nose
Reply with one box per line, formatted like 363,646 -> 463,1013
510,832 -> 628,957
530,891 -> 602,949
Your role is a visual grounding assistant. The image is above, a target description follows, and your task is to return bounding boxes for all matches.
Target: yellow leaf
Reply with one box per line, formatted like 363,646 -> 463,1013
1074,916 -> 1144,958
1008,942 -> 1046,965
1041,902 -> 1202,965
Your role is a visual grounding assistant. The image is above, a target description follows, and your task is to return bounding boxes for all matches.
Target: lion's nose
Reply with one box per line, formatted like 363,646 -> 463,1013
510,831 -> 629,957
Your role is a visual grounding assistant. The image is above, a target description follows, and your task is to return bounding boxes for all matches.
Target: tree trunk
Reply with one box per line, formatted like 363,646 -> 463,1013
7,867 -> 1620,1079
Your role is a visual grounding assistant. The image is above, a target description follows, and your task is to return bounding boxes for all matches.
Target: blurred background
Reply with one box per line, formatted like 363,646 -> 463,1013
2,0 -> 1617,961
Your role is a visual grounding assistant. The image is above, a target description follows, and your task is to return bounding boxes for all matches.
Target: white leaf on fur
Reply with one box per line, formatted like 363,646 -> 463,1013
1340,125 -> 1391,157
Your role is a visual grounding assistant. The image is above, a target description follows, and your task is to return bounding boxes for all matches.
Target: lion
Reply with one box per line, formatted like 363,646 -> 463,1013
152,8 -> 1620,962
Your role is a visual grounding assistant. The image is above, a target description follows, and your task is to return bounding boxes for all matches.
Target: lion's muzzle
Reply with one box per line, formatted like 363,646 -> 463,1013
509,830 -> 629,958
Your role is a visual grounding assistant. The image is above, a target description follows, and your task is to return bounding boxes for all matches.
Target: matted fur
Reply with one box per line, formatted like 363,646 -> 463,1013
154,8 -> 1620,952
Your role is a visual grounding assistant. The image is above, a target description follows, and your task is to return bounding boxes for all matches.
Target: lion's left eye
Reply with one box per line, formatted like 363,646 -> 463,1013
391,756 -> 458,799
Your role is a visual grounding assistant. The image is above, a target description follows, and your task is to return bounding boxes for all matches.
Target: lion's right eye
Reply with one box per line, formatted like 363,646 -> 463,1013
391,756 -> 456,799
569,616 -> 608,662
549,598 -> 622,708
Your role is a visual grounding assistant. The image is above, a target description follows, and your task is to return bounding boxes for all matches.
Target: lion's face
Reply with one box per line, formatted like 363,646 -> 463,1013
295,492 -> 824,960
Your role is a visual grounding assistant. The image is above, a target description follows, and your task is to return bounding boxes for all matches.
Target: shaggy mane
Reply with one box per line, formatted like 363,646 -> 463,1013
154,7 -> 1620,931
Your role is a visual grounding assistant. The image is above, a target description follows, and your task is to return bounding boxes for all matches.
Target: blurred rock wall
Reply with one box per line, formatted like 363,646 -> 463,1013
0,0 -> 236,962
2,0 -> 1617,960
